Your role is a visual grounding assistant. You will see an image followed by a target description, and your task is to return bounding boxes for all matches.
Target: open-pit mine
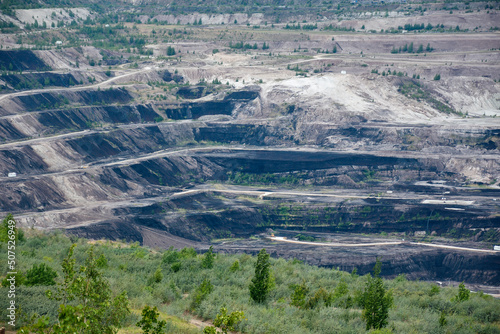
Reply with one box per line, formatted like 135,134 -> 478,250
1,0 -> 499,294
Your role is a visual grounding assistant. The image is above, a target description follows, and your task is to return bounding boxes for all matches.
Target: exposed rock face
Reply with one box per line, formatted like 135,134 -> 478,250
0,72 -> 78,91
163,101 -> 234,119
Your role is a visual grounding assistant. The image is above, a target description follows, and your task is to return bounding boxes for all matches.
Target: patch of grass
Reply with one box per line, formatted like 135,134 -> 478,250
397,80 -> 461,115
119,308 -> 199,334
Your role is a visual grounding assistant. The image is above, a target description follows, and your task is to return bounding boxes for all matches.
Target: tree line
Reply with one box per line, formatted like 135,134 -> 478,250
391,42 -> 433,54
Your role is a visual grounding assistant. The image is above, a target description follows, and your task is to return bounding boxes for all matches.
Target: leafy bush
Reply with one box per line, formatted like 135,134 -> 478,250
190,279 -> 214,310
137,305 -> 166,334
171,262 -> 182,272
25,263 -> 58,286
201,246 -> 215,269
0,213 -> 25,243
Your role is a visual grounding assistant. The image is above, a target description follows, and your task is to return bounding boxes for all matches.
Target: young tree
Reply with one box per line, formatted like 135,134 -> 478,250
48,244 -> 130,334
201,245 -> 215,269
290,280 -> 309,308
148,267 -> 163,285
249,248 -> 273,303
332,278 -> 349,300
439,311 -> 447,327
361,259 -> 393,330
305,287 -> 332,309
455,282 -> 470,302
166,46 -> 176,56
229,260 -> 240,272
190,278 -> 214,310
137,305 -> 166,334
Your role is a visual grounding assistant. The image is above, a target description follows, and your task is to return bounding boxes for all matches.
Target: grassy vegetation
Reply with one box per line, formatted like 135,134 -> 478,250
397,80 -> 460,116
226,171 -> 303,186
1,228 -> 499,333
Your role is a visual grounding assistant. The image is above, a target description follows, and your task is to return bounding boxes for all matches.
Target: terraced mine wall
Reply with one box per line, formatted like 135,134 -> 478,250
0,72 -> 82,91
66,192 -> 500,284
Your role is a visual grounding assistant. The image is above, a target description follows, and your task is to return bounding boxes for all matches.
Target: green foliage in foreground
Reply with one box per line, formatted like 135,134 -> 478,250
19,244 -> 130,334
1,231 -> 500,333
204,307 -> 245,334
25,263 -> 58,286
137,306 -> 166,334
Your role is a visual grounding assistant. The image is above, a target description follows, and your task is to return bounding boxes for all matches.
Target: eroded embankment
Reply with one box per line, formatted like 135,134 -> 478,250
0,50 -> 51,72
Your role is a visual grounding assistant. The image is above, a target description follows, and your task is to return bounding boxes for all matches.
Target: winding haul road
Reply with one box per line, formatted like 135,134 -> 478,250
0,66 -> 155,102
269,236 -> 499,254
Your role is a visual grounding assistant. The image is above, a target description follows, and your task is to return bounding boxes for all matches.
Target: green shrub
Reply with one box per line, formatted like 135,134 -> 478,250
229,260 -> 240,272
290,281 -> 308,307
25,263 -> 58,286
171,262 -> 182,272
190,278 -> 214,310
201,246 -> 215,269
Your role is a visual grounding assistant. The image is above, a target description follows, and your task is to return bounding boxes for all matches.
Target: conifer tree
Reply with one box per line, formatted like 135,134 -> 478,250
249,248 -> 273,303
201,246 -> 215,269
362,259 -> 393,330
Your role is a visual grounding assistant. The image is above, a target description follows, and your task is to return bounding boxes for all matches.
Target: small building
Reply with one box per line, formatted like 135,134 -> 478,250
341,70 -> 347,74
55,40 -> 63,45
8,172 -> 16,177
494,245 -> 500,251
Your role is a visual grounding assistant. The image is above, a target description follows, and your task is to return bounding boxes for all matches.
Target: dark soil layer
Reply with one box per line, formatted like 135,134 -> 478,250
0,50 -> 50,71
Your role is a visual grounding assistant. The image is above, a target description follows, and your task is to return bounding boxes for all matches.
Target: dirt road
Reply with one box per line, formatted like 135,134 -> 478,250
269,236 -> 499,254
270,236 -> 403,247
0,66 -> 155,102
